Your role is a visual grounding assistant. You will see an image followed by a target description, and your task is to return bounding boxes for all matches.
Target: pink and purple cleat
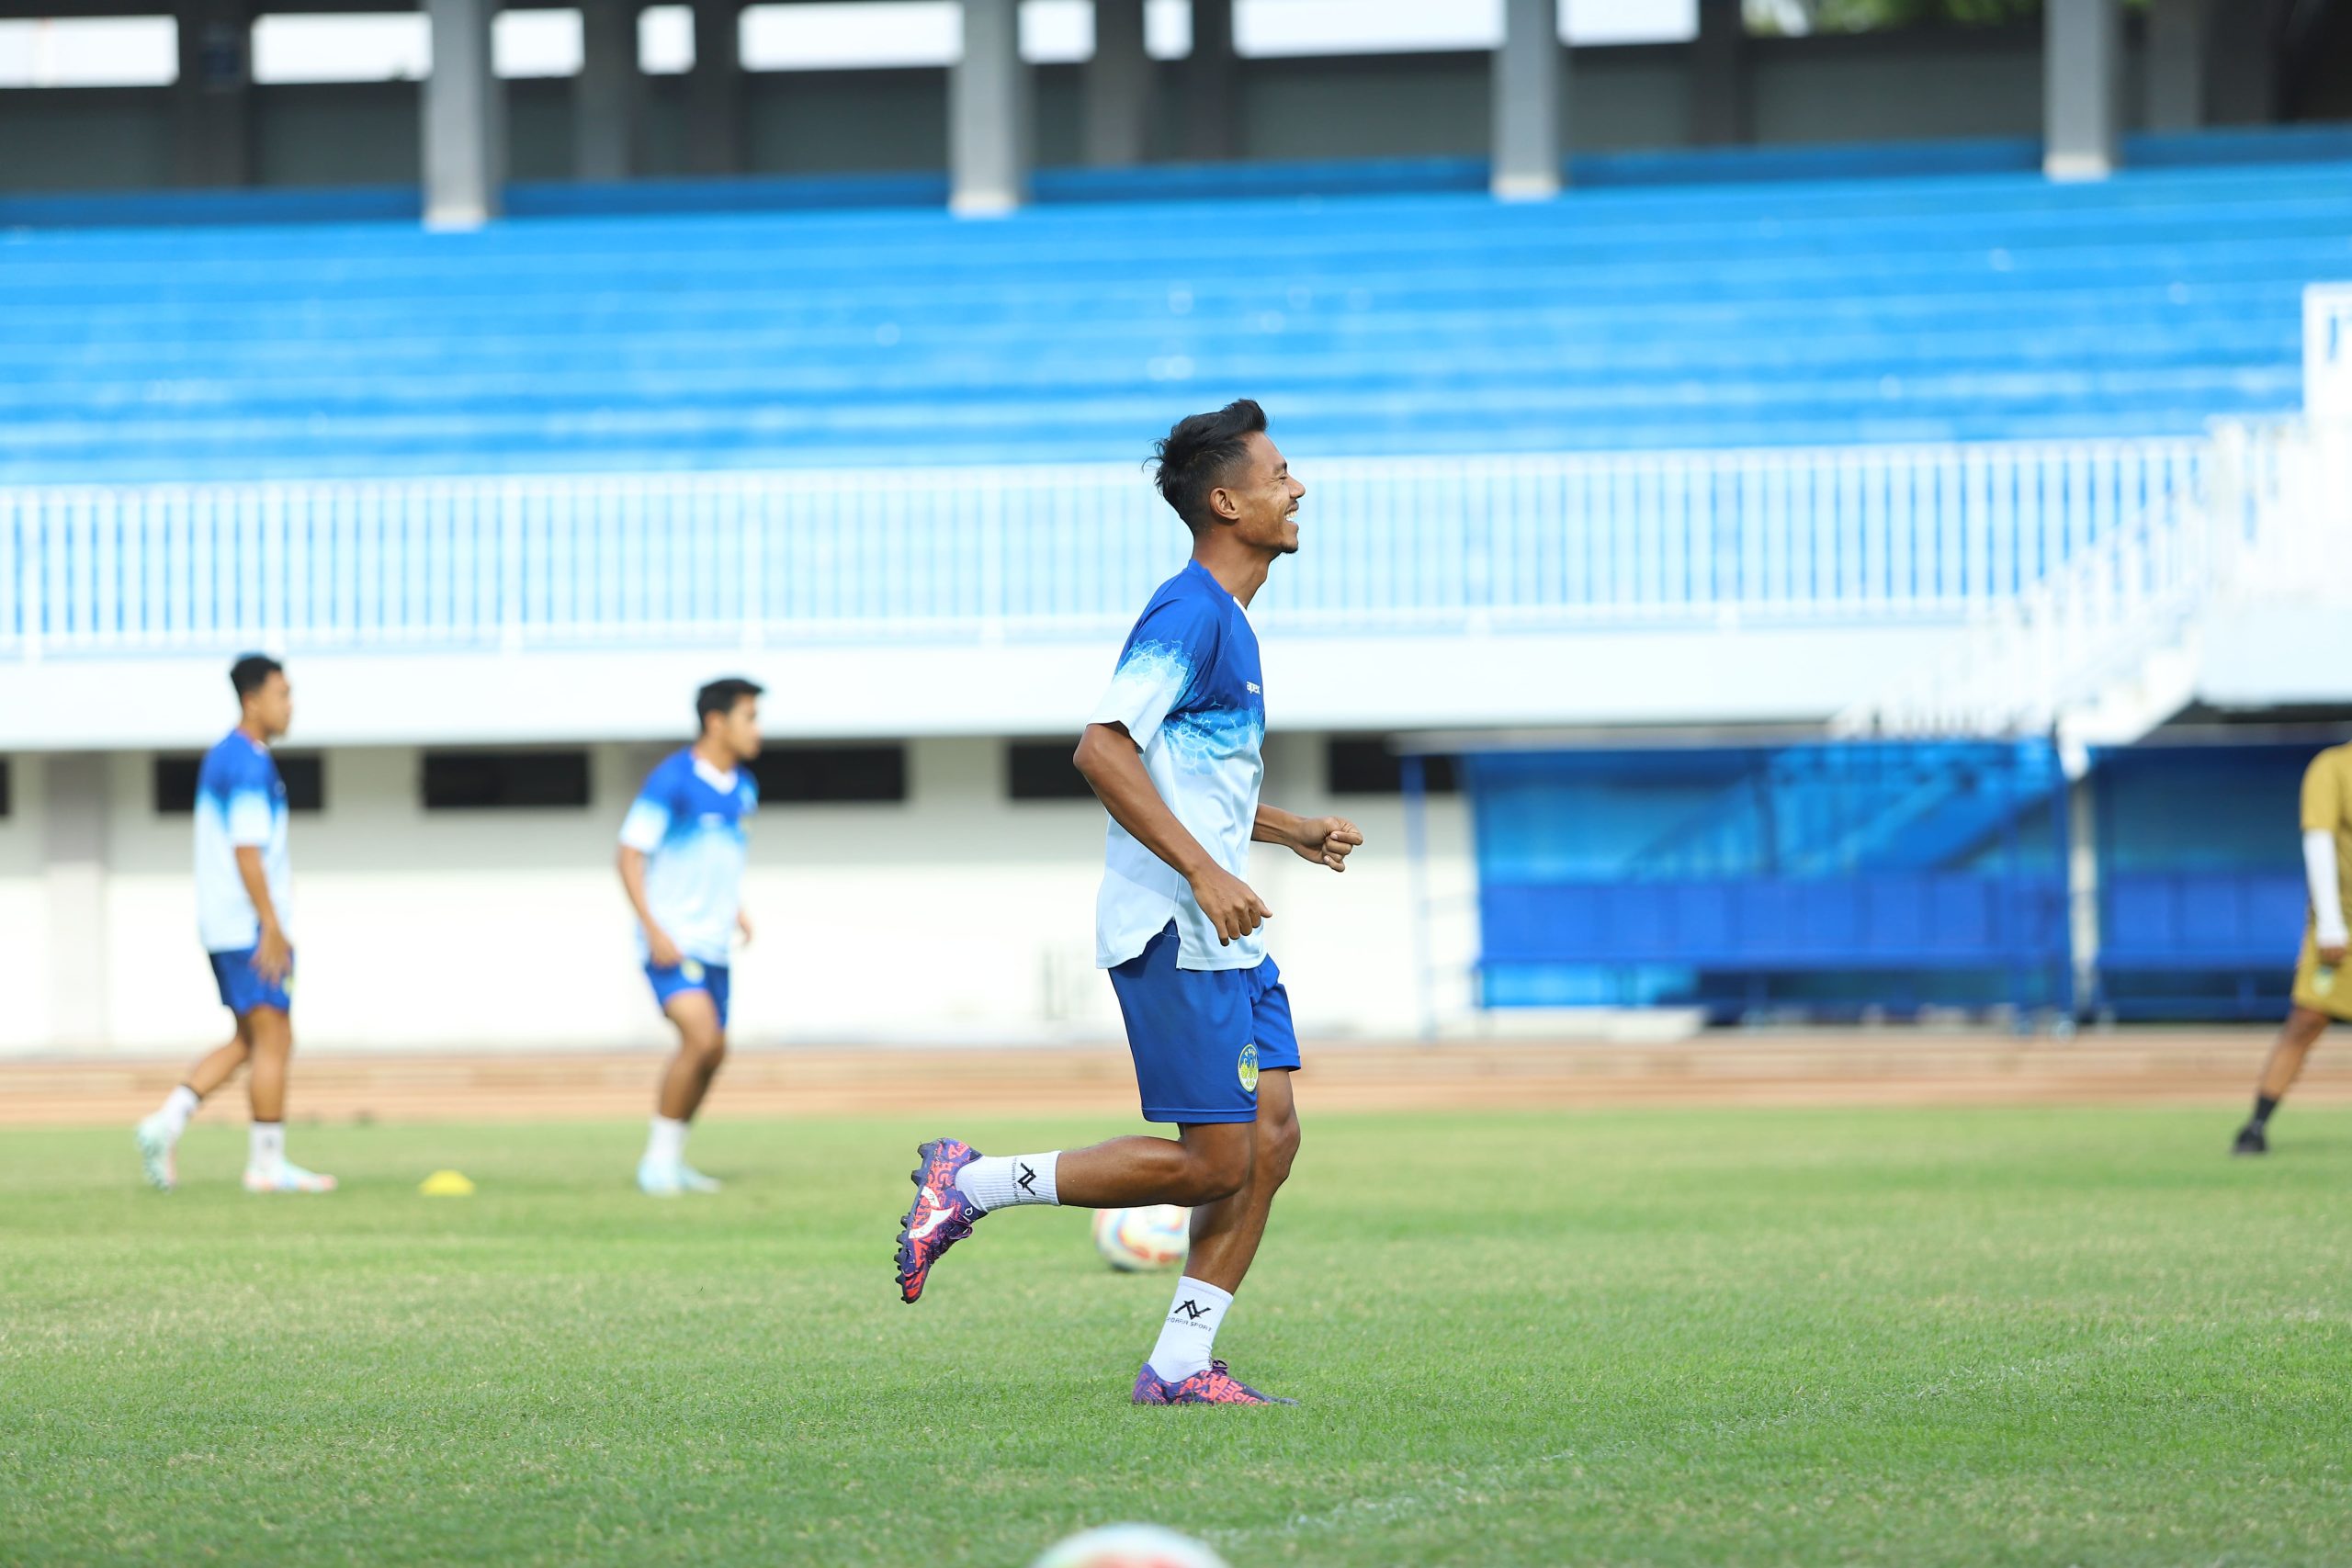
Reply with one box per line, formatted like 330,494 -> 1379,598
1131,1359 -> 1297,1405
897,1137 -> 988,1304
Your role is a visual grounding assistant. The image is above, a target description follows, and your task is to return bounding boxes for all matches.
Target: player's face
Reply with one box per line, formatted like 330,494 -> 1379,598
1224,431 -> 1304,557
715,695 -> 762,762
247,671 -> 292,740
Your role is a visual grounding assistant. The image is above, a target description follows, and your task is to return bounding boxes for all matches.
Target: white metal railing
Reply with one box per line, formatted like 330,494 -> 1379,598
0,440 -> 2208,659
1832,418 -> 2322,747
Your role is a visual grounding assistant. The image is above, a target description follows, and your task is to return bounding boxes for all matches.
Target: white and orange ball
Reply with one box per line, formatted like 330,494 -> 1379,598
1031,1524 -> 1230,1568
1090,1204 -> 1190,1272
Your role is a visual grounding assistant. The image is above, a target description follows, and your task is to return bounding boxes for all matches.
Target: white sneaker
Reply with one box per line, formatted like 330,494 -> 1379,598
677,1164 -> 723,1194
134,1116 -> 177,1192
638,1157 -> 684,1197
243,1161 -> 337,1194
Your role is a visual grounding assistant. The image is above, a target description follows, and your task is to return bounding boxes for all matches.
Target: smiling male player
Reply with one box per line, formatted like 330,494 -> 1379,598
894,400 -> 1364,1405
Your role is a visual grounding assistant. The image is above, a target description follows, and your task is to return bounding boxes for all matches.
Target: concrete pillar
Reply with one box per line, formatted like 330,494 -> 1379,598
2143,0 -> 2207,131
1182,0 -> 1236,163
423,0 -> 504,228
576,0 -> 639,181
1084,0 -> 1150,167
686,0 -> 744,175
1491,0 -> 1562,200
1690,0 -> 1747,146
951,0 -> 1030,215
2043,0 -> 2120,181
173,0 -> 252,186
41,755 -> 109,1051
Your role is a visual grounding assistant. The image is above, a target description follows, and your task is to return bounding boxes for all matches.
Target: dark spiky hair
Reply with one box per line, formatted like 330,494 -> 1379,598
1151,399 -> 1268,532
695,676 -> 763,732
229,653 -> 283,701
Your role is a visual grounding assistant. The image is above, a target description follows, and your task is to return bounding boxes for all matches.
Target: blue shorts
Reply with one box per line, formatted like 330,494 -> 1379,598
1106,922 -> 1300,1125
645,958 -> 731,1029
209,946 -> 292,1016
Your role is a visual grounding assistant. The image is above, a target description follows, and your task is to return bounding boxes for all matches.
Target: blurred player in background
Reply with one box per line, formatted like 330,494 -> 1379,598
2233,739 -> 2352,1155
618,677 -> 763,1194
134,654 -> 334,1194
895,400 -> 1363,1405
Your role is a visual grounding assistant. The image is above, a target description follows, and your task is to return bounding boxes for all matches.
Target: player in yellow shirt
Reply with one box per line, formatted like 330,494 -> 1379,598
2233,743 -> 2352,1155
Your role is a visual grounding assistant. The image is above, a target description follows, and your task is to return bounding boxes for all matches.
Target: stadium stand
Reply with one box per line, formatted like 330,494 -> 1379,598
2,138 -> 2349,482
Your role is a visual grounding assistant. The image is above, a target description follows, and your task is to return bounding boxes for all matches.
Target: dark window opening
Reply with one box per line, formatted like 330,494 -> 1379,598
750,744 -> 907,805
422,750 -> 591,810
156,751 -> 325,814
1327,737 -> 1458,796
1007,739 -> 1097,802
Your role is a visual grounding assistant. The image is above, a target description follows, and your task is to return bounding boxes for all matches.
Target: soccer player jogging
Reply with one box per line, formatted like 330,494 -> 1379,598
895,400 -> 1364,1405
134,654 -> 334,1194
618,677 -> 763,1195
2233,740 -> 2352,1155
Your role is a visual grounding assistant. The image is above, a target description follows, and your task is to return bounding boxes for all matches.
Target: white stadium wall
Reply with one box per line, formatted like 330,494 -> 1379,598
0,733 -> 1475,1056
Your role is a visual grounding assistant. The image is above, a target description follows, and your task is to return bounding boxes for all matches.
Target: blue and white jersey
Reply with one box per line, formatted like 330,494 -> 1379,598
1090,559 -> 1268,972
194,730 -> 291,953
618,748 -> 757,966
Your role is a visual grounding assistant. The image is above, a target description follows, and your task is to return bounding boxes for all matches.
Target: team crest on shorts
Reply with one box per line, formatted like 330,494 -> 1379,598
1238,1043 -> 1260,1094
681,959 -> 705,982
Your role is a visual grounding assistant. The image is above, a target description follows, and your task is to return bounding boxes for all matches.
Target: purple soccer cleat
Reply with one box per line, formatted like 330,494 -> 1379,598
896,1137 -> 987,1304
1131,1359 -> 1298,1405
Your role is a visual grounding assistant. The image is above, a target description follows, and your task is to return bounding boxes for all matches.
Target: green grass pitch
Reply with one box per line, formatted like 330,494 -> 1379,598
3,1105 -> 2347,1566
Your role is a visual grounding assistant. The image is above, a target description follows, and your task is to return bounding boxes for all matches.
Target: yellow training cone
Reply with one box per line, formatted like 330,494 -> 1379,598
418,1169 -> 476,1197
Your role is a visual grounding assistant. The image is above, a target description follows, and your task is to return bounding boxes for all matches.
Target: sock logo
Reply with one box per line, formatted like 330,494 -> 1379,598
1015,1162 -> 1037,1197
1170,1297 -> 1214,1324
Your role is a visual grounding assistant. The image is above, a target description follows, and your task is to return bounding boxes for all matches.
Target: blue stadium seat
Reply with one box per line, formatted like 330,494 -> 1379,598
0,150 -> 2346,481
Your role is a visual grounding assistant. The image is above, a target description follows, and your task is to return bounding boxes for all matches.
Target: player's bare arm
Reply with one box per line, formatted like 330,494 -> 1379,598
616,844 -> 684,969
1253,805 -> 1364,873
235,844 -> 291,983
1075,720 -> 1271,944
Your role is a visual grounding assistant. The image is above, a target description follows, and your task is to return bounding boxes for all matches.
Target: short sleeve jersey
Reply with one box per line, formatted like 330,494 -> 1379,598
618,749 -> 757,966
194,730 -> 291,953
2301,744 -> 2352,917
1089,560 -> 1268,971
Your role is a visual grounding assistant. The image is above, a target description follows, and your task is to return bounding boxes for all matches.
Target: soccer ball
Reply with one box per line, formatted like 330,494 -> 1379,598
1031,1523 -> 1230,1568
1091,1204 -> 1189,1272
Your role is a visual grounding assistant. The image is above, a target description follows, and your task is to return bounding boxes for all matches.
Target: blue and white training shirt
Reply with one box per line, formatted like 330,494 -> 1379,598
194,730 -> 292,953
618,749 -> 758,966
1090,559 -> 1269,972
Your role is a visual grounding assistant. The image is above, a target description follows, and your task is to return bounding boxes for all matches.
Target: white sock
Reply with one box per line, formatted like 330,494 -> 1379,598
249,1122 -> 285,1170
1147,1277 -> 1233,1382
953,1152 -> 1060,1211
153,1085 -> 199,1139
645,1116 -> 688,1168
